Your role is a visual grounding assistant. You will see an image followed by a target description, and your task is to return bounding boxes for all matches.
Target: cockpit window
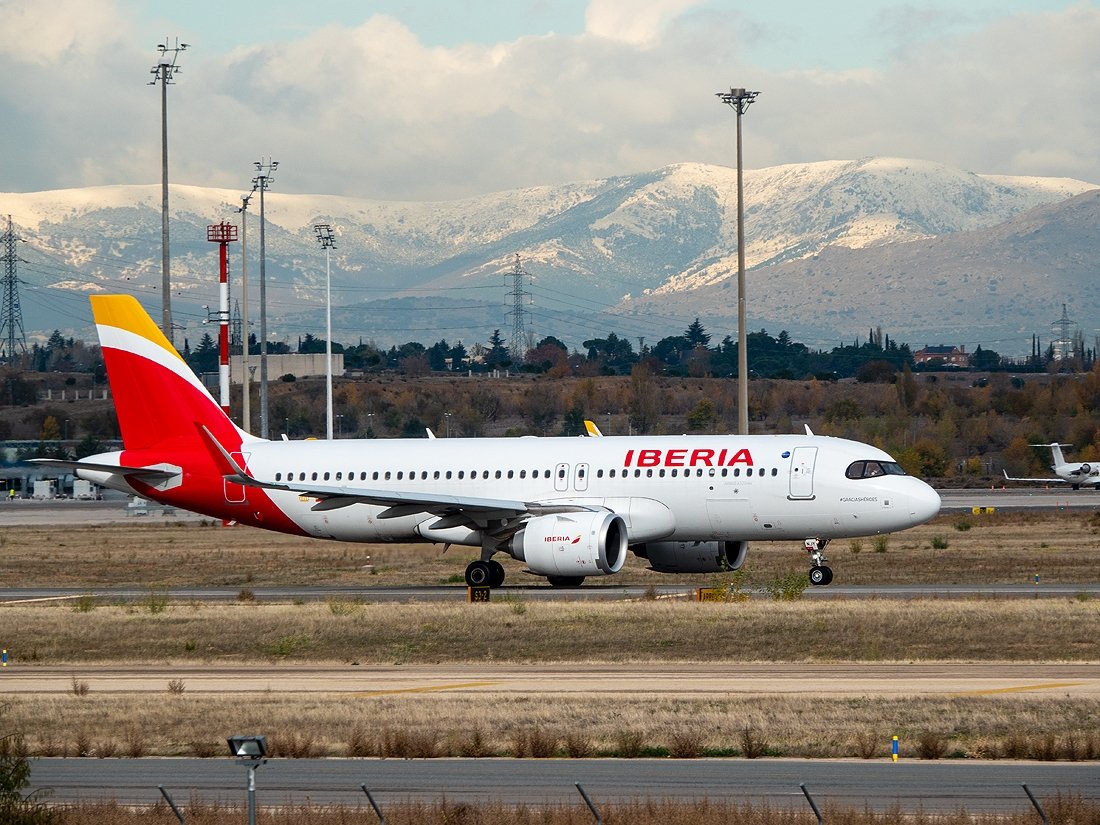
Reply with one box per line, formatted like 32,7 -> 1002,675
845,460 -> 907,480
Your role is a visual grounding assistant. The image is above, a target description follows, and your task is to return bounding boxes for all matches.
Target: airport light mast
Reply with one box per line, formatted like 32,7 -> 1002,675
149,38 -> 188,345
716,87 -> 759,436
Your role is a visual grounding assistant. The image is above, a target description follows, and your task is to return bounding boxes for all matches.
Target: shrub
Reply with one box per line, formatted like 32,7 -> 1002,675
931,535 -> 949,549
854,731 -> 879,759
916,732 -> 948,760
71,594 -> 96,613
615,730 -> 646,758
765,573 -> 809,601
872,535 -> 889,553
740,727 -> 769,759
668,729 -> 704,759
564,732 -> 593,758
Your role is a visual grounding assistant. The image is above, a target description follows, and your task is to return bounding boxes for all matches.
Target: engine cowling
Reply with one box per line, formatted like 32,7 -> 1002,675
632,540 -> 748,574
508,512 -> 627,577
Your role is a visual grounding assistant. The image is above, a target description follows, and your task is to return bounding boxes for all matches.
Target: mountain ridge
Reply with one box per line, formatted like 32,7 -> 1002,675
4,158 -> 1096,355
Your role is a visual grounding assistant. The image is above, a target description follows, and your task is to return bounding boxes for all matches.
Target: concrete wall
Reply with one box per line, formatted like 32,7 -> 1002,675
229,353 -> 344,383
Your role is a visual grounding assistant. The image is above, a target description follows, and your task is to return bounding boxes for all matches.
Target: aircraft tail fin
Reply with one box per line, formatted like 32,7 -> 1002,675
1030,442 -> 1073,467
90,295 -> 254,452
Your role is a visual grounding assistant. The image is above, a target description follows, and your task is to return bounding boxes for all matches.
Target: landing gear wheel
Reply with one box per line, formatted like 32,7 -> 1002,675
546,575 -> 585,588
809,565 -> 833,586
465,560 -> 493,588
487,560 -> 506,588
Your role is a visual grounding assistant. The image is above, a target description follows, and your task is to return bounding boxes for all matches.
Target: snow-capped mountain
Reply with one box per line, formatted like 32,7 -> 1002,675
3,157 -> 1096,353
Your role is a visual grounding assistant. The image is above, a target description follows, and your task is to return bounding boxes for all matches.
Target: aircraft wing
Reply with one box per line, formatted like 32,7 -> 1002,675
198,426 -> 591,524
1002,470 -> 1068,484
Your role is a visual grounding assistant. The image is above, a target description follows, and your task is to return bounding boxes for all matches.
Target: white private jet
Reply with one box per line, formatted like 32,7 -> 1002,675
33,295 -> 941,588
1003,442 -> 1100,490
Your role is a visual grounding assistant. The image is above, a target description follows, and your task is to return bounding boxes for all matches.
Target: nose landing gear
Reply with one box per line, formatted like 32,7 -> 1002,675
804,537 -> 833,586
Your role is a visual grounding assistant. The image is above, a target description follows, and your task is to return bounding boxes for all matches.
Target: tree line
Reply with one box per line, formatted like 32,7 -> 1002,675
177,320 -> 1028,380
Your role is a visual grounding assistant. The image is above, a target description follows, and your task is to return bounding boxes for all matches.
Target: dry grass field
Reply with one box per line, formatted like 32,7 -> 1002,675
2,509 -> 1099,768
39,797 -> 1100,825
3,600 -> 1100,663
1,509 -> 1099,588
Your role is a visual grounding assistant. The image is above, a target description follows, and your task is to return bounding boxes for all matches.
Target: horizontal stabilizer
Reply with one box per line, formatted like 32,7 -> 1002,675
28,458 -> 180,482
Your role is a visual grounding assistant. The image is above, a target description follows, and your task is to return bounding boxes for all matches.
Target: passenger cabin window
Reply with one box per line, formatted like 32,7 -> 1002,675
845,460 -> 907,480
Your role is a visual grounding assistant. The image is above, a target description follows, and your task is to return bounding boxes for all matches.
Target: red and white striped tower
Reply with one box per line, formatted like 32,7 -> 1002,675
206,222 -> 239,416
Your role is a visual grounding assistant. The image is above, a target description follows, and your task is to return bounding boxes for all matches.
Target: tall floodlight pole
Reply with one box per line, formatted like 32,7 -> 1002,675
716,87 -> 759,435
237,192 -> 254,432
252,159 -> 278,440
149,38 -> 188,345
313,224 -> 337,440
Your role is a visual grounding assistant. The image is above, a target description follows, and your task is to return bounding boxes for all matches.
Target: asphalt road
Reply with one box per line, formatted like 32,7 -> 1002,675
25,757 -> 1100,812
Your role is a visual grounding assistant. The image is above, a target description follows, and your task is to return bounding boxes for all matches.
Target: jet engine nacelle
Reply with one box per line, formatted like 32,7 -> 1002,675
508,511 -> 627,577
632,540 -> 749,574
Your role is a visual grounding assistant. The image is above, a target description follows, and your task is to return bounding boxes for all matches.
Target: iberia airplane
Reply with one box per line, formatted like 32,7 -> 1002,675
35,295 -> 940,588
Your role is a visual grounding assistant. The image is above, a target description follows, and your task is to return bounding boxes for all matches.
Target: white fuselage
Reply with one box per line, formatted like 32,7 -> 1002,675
203,432 -> 940,546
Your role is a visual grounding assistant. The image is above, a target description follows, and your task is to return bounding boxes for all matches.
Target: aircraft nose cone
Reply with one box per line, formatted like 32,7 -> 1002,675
910,482 -> 941,525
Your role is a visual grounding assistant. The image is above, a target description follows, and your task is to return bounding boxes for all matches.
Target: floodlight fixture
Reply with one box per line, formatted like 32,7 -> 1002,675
228,734 -> 268,825
227,734 -> 268,759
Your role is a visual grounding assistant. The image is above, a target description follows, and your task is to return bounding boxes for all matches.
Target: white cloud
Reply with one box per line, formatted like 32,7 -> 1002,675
1,1 -> 1099,201
584,0 -> 703,45
1,0 -> 131,64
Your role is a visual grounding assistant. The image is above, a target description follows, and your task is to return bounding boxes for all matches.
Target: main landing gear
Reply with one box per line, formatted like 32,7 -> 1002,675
804,537 -> 833,586
465,559 -> 506,588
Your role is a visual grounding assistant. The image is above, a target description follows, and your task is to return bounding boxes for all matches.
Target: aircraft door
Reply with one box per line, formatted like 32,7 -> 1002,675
788,446 -> 817,500
554,463 -> 570,492
223,452 -> 249,504
573,463 -> 589,492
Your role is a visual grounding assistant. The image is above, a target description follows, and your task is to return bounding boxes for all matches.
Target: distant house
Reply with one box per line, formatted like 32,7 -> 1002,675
914,344 -> 968,368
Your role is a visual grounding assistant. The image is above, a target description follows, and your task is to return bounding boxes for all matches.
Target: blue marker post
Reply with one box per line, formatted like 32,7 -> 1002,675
891,735 -> 899,762
2,649 -> 7,667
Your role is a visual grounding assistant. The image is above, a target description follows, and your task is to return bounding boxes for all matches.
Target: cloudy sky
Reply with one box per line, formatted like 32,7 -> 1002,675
1,0 -> 1097,201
